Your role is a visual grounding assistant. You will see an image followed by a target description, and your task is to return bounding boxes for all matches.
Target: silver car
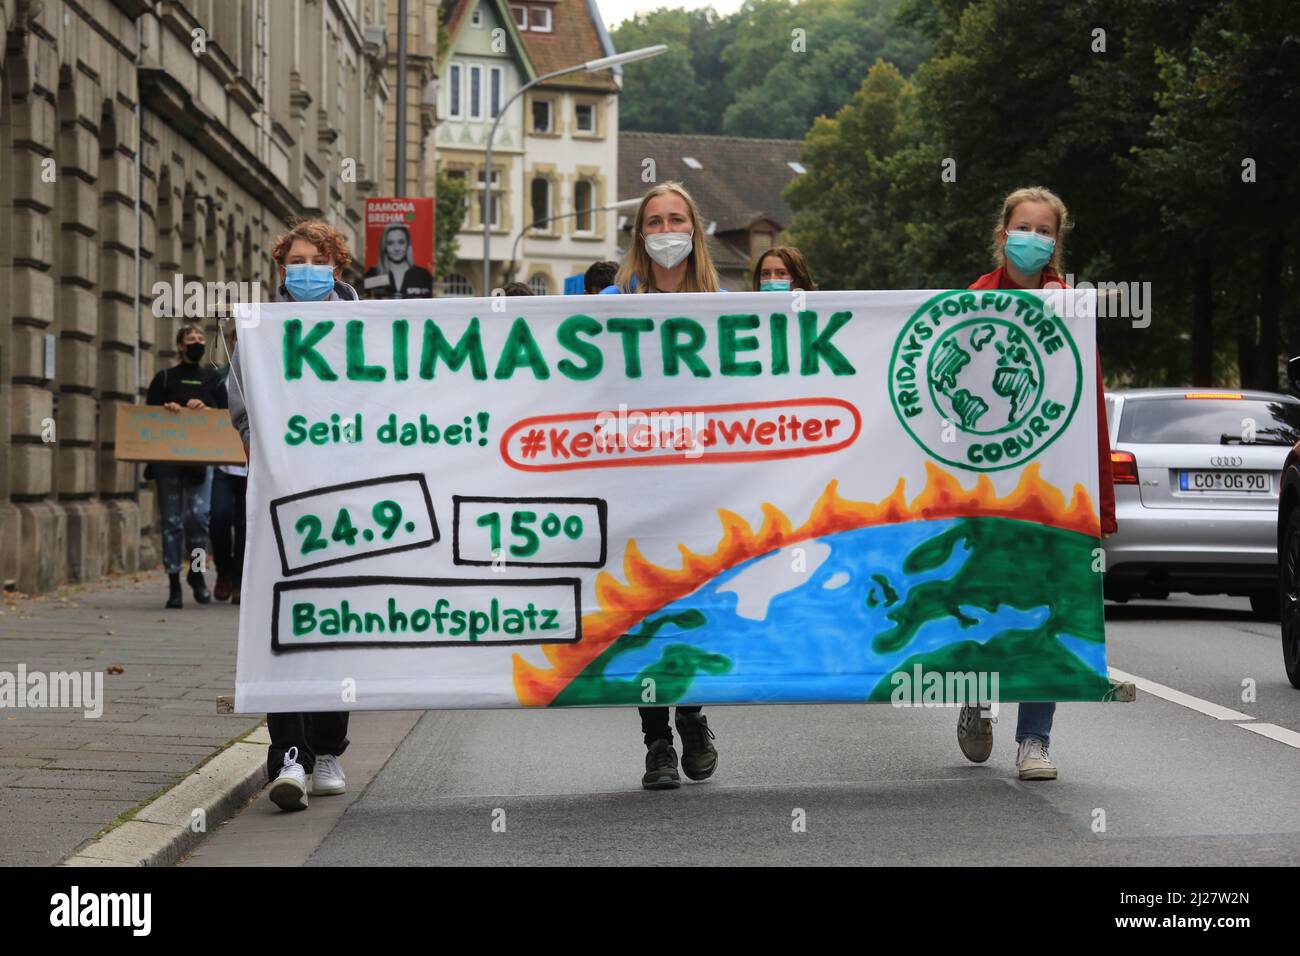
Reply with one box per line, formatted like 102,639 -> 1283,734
1103,388 -> 1300,617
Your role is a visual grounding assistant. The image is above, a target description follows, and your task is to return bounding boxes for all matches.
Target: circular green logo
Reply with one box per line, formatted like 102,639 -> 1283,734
888,290 -> 1082,472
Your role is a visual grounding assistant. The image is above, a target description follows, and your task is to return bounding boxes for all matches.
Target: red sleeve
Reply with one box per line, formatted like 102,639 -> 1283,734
1095,351 -> 1117,535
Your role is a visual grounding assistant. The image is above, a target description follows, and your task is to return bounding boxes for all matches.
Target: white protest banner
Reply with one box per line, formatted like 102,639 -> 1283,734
234,289 -> 1109,713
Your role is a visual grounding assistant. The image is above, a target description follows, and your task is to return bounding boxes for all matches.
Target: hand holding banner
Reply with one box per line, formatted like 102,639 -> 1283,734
234,289 -> 1109,713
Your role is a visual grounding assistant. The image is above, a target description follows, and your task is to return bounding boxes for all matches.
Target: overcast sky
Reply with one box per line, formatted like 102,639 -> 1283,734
596,0 -> 747,30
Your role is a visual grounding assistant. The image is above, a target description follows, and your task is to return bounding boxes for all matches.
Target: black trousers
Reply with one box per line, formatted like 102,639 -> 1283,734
639,706 -> 702,746
267,712 -> 350,777
210,471 -> 246,585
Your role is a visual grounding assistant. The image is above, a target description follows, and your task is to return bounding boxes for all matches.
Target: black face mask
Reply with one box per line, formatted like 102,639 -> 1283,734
184,342 -> 206,362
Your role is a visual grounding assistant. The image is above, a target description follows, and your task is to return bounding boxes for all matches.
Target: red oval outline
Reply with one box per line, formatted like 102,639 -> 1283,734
499,397 -> 863,472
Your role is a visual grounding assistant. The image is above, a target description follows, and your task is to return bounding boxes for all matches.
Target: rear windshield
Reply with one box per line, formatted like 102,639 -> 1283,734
1118,398 -> 1300,445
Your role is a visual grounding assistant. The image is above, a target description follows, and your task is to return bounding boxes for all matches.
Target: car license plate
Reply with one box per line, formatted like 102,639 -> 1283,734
1179,470 -> 1270,492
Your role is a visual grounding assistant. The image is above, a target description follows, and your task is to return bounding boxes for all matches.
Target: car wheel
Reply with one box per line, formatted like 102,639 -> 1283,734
1281,509 -> 1300,688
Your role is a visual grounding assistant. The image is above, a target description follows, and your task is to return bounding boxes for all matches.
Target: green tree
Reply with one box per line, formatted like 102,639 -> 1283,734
612,8 -> 711,133
434,167 -> 468,285
789,0 -> 1300,387
722,0 -> 928,138
785,60 -> 926,289
613,0 -> 927,139
1128,0 -> 1300,387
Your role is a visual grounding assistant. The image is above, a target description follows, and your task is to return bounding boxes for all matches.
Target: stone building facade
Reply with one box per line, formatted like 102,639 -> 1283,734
0,0 -> 407,595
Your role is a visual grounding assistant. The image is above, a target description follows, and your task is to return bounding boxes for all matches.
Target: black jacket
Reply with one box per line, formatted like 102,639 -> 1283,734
145,362 -> 228,410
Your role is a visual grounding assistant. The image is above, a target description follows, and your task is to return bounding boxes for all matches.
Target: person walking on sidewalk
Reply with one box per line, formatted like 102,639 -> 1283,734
229,219 -> 358,812
145,323 -> 227,609
601,182 -> 723,790
954,185 -> 1118,782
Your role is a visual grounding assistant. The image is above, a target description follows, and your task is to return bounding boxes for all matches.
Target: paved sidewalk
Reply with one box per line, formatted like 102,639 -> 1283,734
0,572 -> 259,866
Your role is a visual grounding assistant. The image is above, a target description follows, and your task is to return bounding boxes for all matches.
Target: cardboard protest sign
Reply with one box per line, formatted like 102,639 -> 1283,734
363,198 -> 435,298
114,403 -> 246,465
233,290 -> 1110,713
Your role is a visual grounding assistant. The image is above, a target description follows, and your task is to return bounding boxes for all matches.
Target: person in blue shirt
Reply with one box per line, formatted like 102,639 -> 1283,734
600,182 -> 723,790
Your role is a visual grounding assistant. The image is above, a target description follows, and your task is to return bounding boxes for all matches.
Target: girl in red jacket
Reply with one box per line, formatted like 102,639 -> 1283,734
958,186 -> 1117,781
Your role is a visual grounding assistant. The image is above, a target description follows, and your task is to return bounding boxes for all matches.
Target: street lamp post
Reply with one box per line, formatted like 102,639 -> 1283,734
506,197 -> 641,285
481,44 -> 666,294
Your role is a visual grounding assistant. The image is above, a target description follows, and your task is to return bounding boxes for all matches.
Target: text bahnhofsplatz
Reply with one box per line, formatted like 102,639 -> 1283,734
279,311 -> 858,382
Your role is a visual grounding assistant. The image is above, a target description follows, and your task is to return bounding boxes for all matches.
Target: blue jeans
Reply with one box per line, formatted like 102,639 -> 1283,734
155,465 -> 213,574
1016,702 -> 1056,747
210,470 -> 247,584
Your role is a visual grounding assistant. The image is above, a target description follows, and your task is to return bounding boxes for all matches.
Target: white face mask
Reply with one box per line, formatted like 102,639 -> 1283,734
643,231 -> 694,269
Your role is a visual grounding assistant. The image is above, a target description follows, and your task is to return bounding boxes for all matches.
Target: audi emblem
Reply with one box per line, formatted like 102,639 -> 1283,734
1210,456 -> 1243,467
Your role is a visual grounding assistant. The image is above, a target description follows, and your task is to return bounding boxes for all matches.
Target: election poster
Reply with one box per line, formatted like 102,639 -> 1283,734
233,289 -> 1111,713
362,197 -> 435,298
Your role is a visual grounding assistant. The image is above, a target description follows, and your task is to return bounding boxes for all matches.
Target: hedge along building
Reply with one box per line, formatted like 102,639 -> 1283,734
0,0 -> 397,595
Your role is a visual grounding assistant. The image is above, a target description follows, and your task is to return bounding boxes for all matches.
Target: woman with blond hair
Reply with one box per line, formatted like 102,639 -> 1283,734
600,182 -> 722,790
955,185 -> 1117,782
599,181 -> 722,295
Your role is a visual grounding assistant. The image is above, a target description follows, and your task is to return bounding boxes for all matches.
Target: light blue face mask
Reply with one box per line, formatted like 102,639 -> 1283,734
1004,230 -> 1055,276
285,263 -> 336,301
760,279 -> 792,292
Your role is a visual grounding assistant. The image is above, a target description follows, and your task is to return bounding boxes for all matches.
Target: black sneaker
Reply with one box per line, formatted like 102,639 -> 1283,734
641,738 -> 681,790
188,570 -> 211,604
166,573 -> 183,610
675,712 -> 718,781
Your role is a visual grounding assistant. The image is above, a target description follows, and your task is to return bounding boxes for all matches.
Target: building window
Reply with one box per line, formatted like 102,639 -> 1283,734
531,176 -> 550,229
490,66 -> 502,119
470,6 -> 483,27
511,4 -> 527,29
478,168 -> 502,228
531,7 -> 552,31
448,64 -> 462,118
751,230 -> 774,255
575,103 -> 595,133
444,273 -> 474,297
528,273 -> 550,295
446,168 -> 470,211
574,179 -> 594,232
469,65 -> 482,119
531,99 -> 552,133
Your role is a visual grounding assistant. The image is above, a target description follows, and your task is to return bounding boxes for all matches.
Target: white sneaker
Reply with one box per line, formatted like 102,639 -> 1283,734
956,704 -> 995,763
1016,737 -> 1058,781
311,754 -> 346,795
269,746 -> 309,811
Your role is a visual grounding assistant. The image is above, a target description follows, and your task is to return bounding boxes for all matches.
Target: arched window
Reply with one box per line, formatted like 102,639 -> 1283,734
528,273 -> 550,295
443,273 -> 474,297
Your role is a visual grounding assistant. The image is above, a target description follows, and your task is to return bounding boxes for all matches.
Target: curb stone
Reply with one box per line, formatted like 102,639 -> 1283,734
59,723 -> 270,867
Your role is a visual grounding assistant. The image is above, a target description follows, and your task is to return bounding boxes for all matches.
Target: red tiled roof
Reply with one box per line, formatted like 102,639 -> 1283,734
515,0 -> 619,92
441,0 -> 471,39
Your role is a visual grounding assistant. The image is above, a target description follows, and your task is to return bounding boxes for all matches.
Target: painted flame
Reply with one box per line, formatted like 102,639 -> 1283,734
513,462 -> 1099,706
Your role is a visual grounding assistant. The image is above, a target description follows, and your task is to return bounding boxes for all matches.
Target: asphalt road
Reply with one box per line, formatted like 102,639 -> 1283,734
183,595 -> 1300,866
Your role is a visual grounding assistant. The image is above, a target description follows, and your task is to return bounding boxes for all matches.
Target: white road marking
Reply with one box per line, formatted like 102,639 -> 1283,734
1236,723 -> 1300,750
1110,667 -> 1300,753
1108,667 -> 1253,721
